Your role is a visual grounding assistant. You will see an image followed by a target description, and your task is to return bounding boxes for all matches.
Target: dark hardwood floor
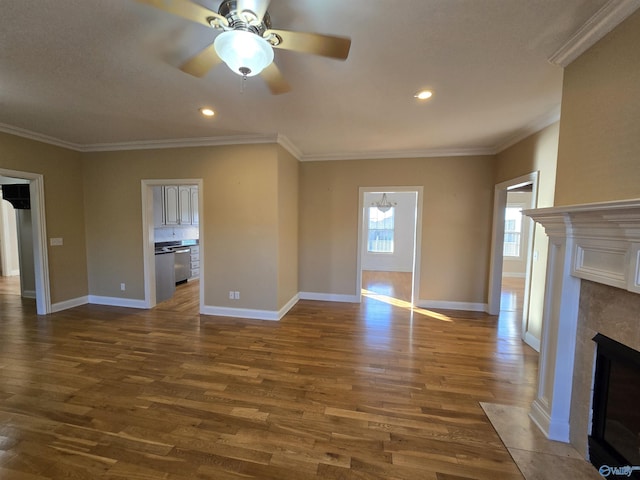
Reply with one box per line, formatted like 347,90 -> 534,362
0,274 -> 537,479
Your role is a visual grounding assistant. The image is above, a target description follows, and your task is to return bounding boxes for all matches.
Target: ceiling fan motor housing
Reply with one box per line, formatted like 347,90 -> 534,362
217,0 -> 271,35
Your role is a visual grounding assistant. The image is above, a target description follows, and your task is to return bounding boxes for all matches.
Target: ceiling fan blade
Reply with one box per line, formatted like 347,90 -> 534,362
180,43 -> 223,77
260,62 -> 291,95
265,29 -> 351,60
237,0 -> 271,24
134,0 -> 217,28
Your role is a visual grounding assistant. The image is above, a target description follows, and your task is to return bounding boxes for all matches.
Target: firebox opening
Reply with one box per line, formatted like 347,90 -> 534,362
590,333 -> 640,477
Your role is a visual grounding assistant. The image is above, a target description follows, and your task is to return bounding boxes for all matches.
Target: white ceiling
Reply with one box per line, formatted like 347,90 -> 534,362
0,0 -> 619,160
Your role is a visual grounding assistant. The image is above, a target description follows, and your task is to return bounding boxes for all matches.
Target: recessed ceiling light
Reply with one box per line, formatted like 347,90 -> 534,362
414,90 -> 433,100
200,107 -> 215,117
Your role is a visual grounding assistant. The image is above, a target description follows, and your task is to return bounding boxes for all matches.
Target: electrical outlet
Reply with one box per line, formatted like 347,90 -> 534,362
120,283 -> 126,291
229,291 -> 235,300
49,237 -> 63,246
234,291 -> 240,300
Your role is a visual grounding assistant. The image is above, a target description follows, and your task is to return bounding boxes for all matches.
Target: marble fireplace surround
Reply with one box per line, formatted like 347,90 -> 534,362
524,199 -> 640,458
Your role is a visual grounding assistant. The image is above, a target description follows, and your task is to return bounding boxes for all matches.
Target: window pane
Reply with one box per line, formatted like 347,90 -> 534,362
503,235 -> 520,257
368,207 -> 395,253
503,207 -> 523,257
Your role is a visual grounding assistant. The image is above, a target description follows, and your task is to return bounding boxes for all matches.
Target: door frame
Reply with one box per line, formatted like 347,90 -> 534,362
141,179 -> 204,311
357,186 -> 423,304
0,168 -> 50,314
487,172 -> 539,327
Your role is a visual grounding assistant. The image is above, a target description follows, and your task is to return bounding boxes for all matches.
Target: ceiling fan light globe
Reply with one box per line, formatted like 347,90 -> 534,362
214,30 -> 274,77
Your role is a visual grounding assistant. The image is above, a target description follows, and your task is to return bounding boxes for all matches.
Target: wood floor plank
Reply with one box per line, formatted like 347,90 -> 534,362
0,274 -> 537,479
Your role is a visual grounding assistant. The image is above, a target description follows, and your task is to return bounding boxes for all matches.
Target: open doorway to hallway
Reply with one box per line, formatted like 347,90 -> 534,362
0,190 -> 21,295
488,172 -> 539,351
0,178 -> 37,303
501,184 -> 533,311
359,189 -> 420,307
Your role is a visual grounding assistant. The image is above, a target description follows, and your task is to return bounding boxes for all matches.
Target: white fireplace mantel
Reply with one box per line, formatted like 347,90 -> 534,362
523,199 -> 640,442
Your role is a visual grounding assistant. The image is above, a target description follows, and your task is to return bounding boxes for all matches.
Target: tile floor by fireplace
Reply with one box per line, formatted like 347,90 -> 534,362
482,403 -> 602,480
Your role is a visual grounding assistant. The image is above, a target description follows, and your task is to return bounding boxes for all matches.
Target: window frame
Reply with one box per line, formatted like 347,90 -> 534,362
367,206 -> 395,254
503,205 -> 524,258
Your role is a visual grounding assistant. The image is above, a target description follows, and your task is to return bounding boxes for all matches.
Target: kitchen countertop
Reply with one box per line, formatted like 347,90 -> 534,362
155,239 -> 198,254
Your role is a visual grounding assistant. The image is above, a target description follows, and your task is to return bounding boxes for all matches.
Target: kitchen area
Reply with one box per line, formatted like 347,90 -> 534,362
153,185 -> 200,303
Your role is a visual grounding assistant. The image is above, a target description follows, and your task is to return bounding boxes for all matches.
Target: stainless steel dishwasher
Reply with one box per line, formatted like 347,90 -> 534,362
155,250 -> 175,302
174,248 -> 191,284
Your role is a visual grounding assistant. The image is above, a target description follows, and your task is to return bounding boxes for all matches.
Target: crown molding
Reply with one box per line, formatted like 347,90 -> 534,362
0,121 -> 497,160
299,147 -> 497,162
0,123 -> 84,151
276,134 -> 303,160
494,106 -> 562,154
81,133 -> 282,152
0,122 -> 303,158
548,0 -> 640,67
0,117 -> 560,162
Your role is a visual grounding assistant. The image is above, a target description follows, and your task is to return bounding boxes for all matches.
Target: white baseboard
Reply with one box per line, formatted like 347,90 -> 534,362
51,296 -> 89,313
416,299 -> 488,312
361,267 -> 413,273
502,272 -> 526,279
278,293 -> 300,319
88,295 -> 148,309
22,289 -> 36,299
529,400 -> 552,439
298,292 -> 360,303
523,331 -> 541,352
529,399 -> 570,443
201,305 -> 280,321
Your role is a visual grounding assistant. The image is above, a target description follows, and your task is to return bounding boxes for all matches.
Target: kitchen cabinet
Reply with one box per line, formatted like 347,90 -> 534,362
179,187 -> 191,225
153,186 -> 164,226
190,187 -> 199,225
163,185 -> 179,225
190,245 -> 200,279
157,185 -> 198,226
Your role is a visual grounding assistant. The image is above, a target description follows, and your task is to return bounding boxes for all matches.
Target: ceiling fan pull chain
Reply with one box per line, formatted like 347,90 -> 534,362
239,66 -> 251,93
240,73 -> 247,94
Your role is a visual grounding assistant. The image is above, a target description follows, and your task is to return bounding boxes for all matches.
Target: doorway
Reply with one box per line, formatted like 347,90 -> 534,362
0,191 -> 21,284
141,179 -> 204,313
357,187 -> 422,306
488,172 -> 538,348
0,169 -> 50,314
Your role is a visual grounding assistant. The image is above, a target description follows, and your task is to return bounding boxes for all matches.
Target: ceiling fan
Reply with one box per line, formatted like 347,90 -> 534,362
135,0 -> 352,94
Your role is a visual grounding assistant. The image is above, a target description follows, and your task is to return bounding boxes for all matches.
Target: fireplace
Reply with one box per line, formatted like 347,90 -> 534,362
590,334 -> 640,477
523,200 -> 640,459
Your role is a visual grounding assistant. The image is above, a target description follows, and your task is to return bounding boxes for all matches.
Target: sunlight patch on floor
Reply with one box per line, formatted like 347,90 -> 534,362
361,289 -> 452,322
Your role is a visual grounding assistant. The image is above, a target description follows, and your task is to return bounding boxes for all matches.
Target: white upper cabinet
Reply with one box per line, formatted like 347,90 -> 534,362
153,186 -> 164,226
158,185 -> 199,226
163,185 -> 180,225
178,186 -> 191,225
190,186 -> 199,225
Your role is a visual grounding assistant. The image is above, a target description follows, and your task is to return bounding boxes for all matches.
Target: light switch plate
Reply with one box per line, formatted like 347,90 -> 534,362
50,237 -> 63,246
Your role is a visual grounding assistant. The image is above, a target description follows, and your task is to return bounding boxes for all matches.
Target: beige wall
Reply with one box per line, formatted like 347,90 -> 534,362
496,123 -> 559,201
0,132 -> 88,304
555,9 -> 640,205
299,156 -> 496,304
83,144 -> 282,311
496,122 -> 559,345
277,146 -> 299,309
